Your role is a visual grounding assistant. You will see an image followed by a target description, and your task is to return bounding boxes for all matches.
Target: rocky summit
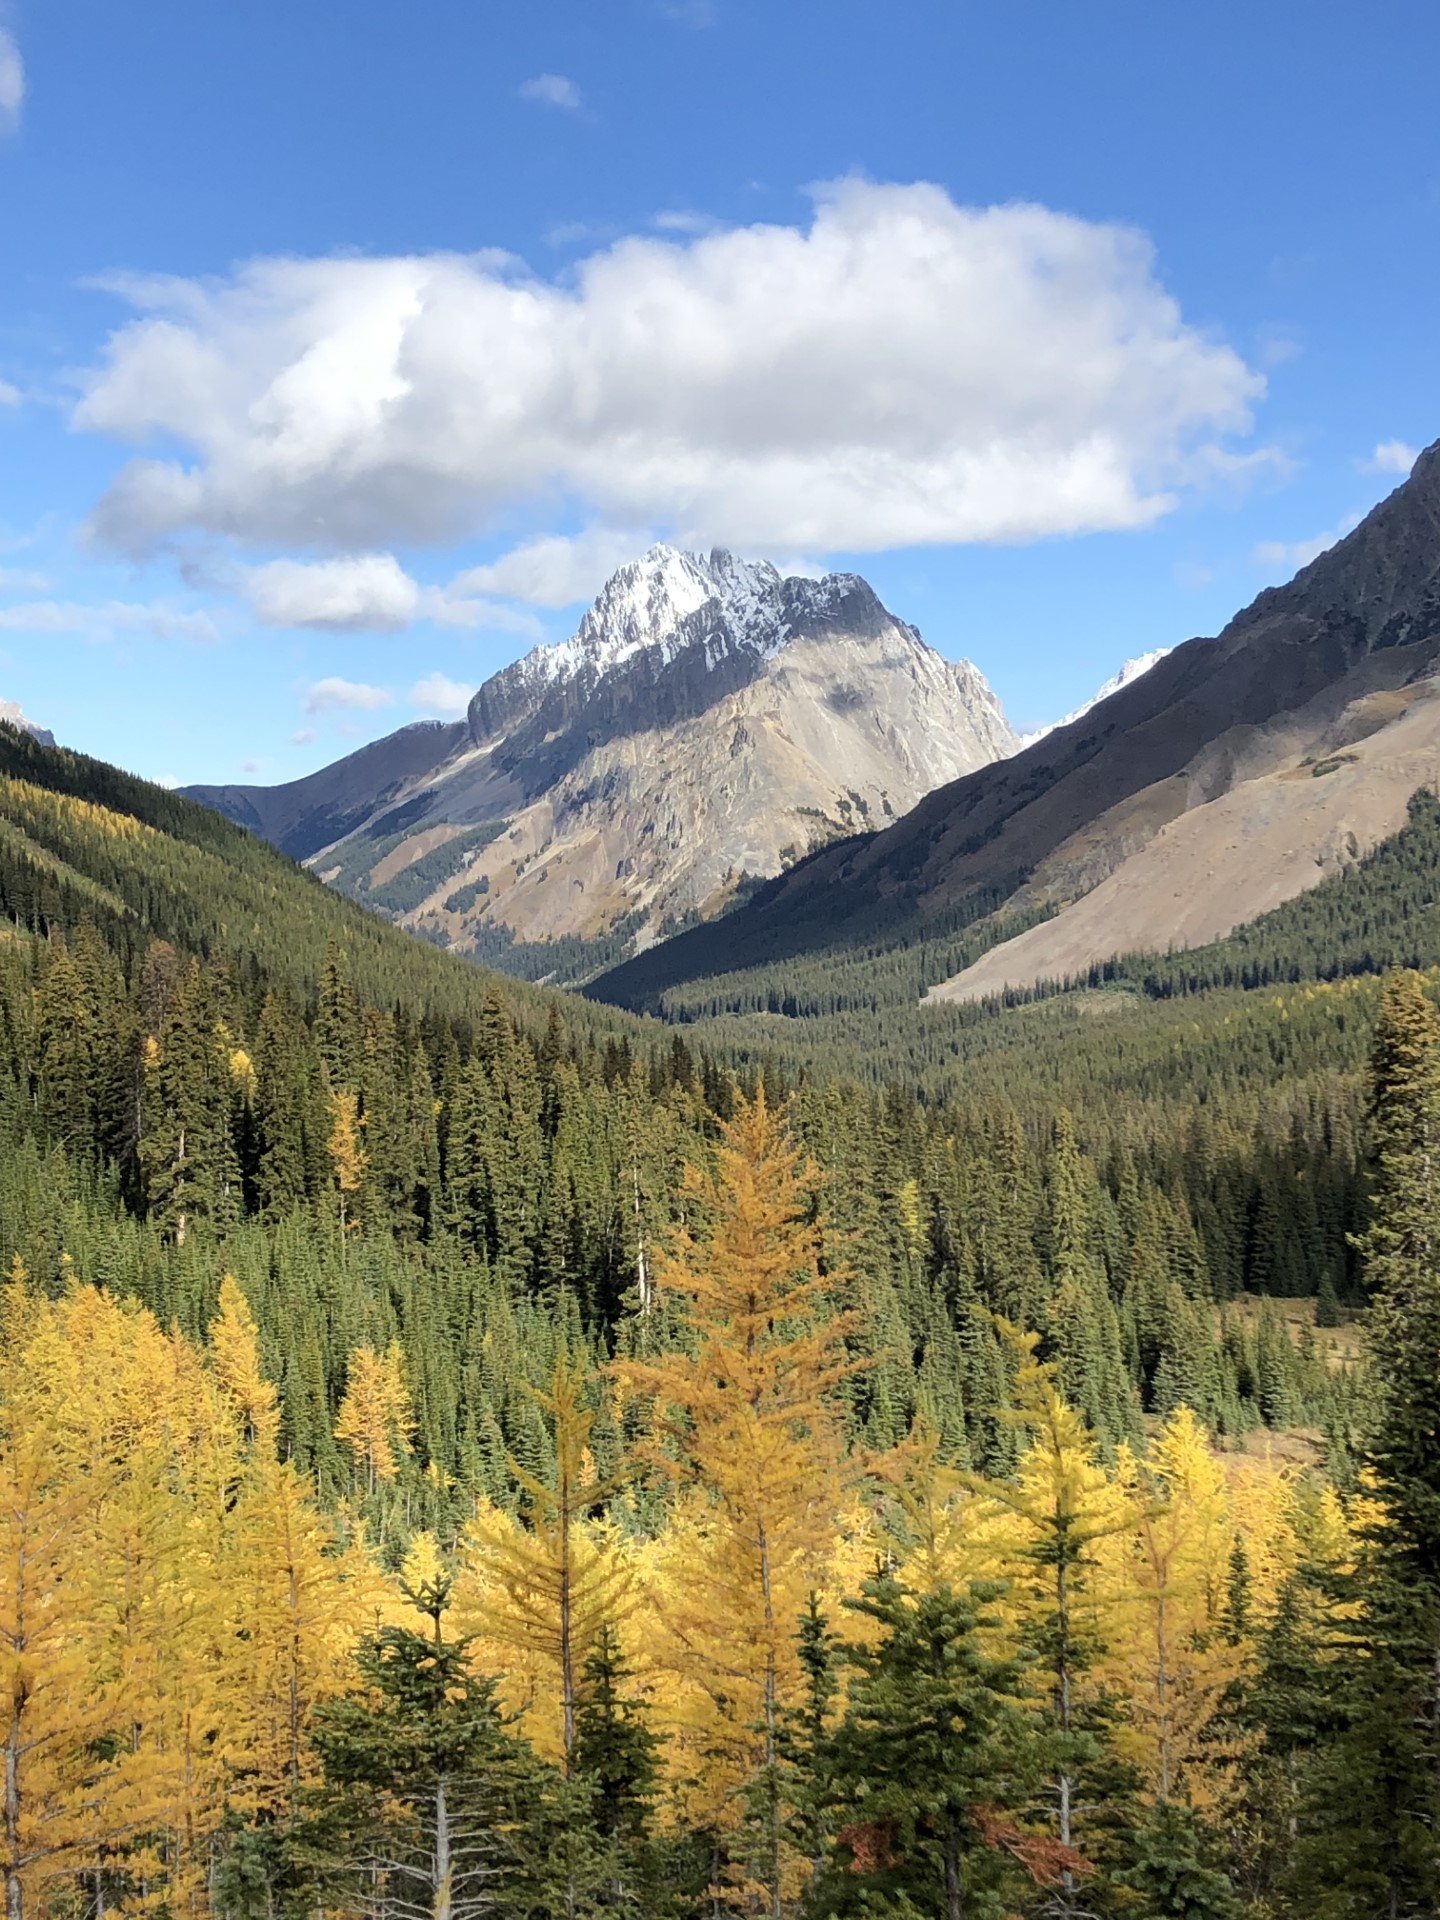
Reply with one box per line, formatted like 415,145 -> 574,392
185,545 -> 1015,976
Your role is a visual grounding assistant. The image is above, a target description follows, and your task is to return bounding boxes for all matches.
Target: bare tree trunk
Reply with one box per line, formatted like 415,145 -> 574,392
434,1776 -> 452,1920
1055,1554 -> 1077,1915
944,1803 -> 965,1920
632,1157 -> 651,1314
758,1523 -> 781,1920
6,1698 -> 24,1920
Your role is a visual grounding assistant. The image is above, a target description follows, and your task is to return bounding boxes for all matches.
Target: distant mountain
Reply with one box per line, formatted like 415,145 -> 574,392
187,546 -> 1015,977
0,701 -> 56,749
592,437 -> 1440,1012
1016,649 -> 1173,750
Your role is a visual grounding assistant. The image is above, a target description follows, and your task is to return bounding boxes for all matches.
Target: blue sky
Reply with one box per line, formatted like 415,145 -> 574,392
0,0 -> 1436,787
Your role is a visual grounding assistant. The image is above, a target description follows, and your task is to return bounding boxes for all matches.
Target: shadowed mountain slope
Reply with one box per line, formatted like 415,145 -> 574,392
592,439 -> 1440,1012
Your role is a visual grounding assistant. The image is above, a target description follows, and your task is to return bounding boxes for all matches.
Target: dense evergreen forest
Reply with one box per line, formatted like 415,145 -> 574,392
8,718 -> 1440,1916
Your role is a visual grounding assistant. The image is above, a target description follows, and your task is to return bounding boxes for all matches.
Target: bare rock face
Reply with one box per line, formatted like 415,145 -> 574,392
186,546 -> 1016,970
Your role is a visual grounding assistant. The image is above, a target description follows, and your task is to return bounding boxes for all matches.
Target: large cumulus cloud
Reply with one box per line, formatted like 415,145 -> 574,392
75,180 -> 1263,562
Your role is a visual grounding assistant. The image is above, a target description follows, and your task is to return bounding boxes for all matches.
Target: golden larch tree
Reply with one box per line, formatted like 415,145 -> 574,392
326,1087 -> 366,1237
457,1355 -> 632,1765
613,1089 -> 859,1914
969,1327 -> 1139,1916
1108,1407 -> 1249,1810
334,1341 -> 414,1494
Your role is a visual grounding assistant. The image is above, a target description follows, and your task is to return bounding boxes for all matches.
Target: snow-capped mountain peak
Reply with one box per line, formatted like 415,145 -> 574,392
1017,648 -> 1173,750
527,545 -> 837,685
0,699 -> 56,748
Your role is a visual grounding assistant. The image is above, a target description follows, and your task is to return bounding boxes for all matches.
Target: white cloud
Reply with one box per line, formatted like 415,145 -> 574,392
1361,439 -> 1418,476
0,567 -> 49,591
239,757 -> 264,773
1252,511 -> 1364,575
410,671 -> 473,718
76,180 -> 1265,559
452,529 -> 649,608
304,676 -> 394,714
0,598 -> 219,643
545,219 -> 612,249
244,552 -> 419,629
658,0 -> 717,25
0,30 -> 22,137
291,728 -> 315,744
421,586 -> 545,634
0,380 -> 20,407
520,73 -> 581,111
652,209 -> 715,235
0,697 -> 42,731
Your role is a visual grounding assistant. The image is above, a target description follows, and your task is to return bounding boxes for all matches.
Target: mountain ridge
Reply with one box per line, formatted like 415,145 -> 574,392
186,545 -> 1015,975
590,438 -> 1440,1010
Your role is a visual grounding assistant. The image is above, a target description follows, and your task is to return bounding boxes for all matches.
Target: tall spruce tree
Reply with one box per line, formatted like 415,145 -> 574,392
306,1590 -> 551,1920
805,1572 -> 1044,1920
1310,969 -> 1440,1915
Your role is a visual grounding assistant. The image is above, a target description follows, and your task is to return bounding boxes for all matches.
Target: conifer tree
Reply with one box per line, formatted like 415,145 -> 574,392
458,1355 -> 632,1765
307,1592 -> 548,1920
613,1090 -> 858,1915
139,960 -> 242,1244
807,1572 -> 1045,1920
1311,970 -> 1440,1915
314,942 -> 361,1092
571,1624 -> 682,1915
971,1328 -> 1136,1918
326,1088 -> 366,1239
334,1342 -> 415,1496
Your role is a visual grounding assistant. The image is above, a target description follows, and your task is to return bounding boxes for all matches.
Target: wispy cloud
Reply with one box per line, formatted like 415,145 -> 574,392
519,73 -> 581,111
0,379 -> 20,407
244,553 -> 418,631
410,672 -> 473,719
658,0 -> 717,26
452,529 -> 647,609
303,677 -> 393,714
1360,439 -> 1418,476
1253,512 -> 1364,575
0,30 -> 22,138
0,598 -> 219,643
652,209 -> 715,235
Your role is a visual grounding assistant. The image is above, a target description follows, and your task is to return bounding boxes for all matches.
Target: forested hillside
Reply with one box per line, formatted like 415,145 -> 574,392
0,722 -> 623,1033
10,720 -> 1440,1915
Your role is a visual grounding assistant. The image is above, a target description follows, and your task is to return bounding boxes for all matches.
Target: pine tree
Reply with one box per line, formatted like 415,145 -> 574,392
808,1572 -> 1048,1920
306,1594 -> 549,1920
1115,1799 -> 1243,1920
970,1328 -> 1136,1918
571,1624 -> 681,1915
1309,969 -> 1440,1915
777,1596 -> 839,1883
139,960 -> 242,1244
